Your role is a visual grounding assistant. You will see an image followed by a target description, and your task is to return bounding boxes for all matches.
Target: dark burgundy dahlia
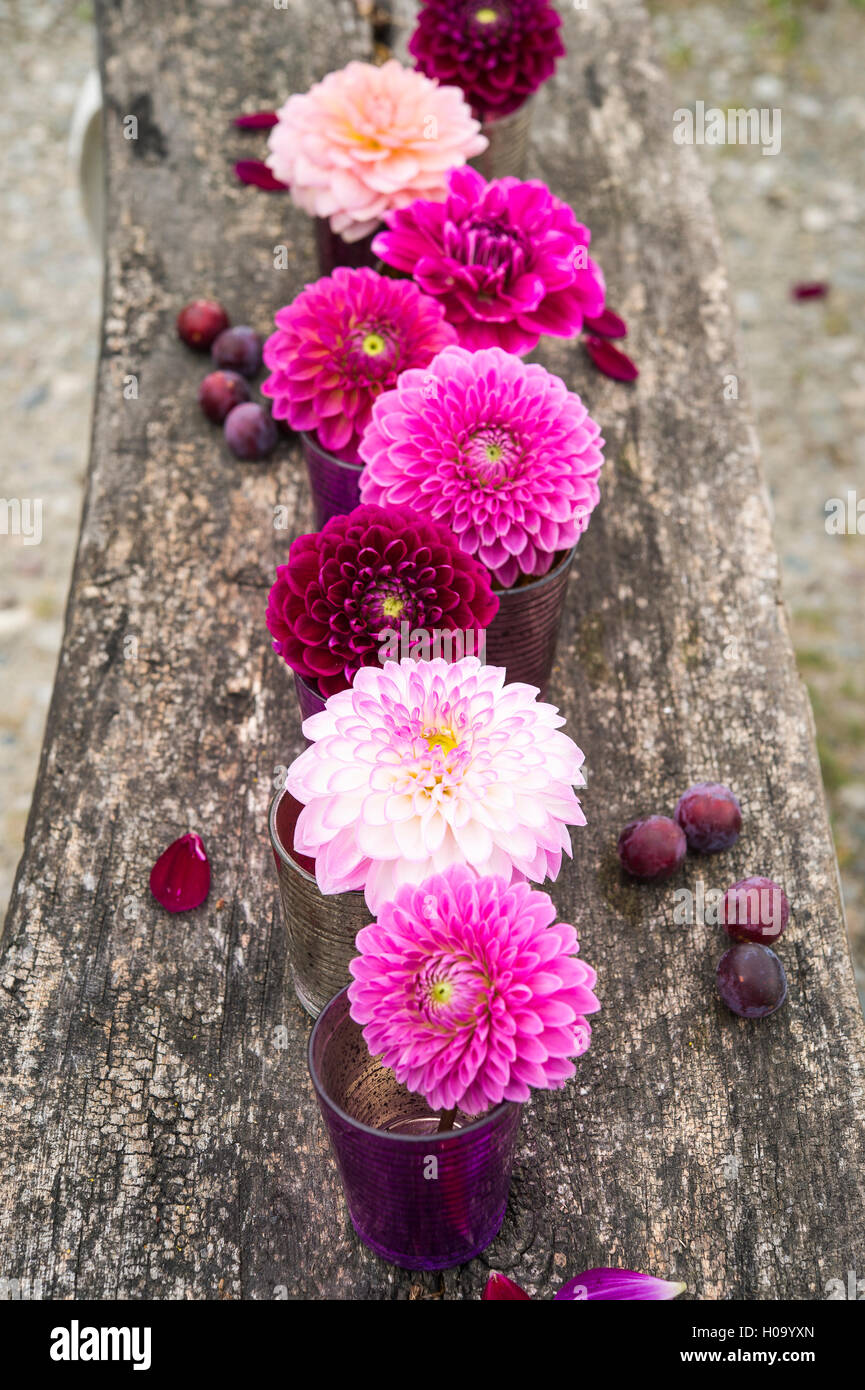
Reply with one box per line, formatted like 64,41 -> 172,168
409,0 -> 565,120
266,505 -> 500,696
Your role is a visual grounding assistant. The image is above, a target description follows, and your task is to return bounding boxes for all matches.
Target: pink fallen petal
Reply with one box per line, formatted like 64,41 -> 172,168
584,336 -> 639,382
555,1268 -> 686,1300
234,110 -> 278,129
482,1273 -> 532,1301
583,308 -> 628,339
234,160 -> 288,191
149,833 -> 211,912
791,281 -> 829,300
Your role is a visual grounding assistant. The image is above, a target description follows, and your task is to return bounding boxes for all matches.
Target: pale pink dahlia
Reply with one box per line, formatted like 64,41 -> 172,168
261,268 -> 457,457
266,60 -> 487,243
348,865 -> 600,1113
359,345 -> 604,588
372,166 -> 606,353
285,657 -> 586,911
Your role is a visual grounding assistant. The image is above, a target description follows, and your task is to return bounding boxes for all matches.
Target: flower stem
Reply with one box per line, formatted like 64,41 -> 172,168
437,1106 -> 458,1133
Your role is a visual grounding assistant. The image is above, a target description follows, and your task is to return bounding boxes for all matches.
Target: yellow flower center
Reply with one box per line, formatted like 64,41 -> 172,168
475,7 -> 499,23
382,595 -> 404,617
425,729 -> 459,755
430,980 -> 454,1005
485,442 -> 504,464
362,332 -> 387,357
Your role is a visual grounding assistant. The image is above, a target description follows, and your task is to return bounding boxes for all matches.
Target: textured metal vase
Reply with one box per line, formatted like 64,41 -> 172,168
473,96 -> 534,181
484,546 -> 576,696
314,218 -> 382,277
309,987 -> 522,1270
301,431 -> 363,530
293,671 -> 327,724
269,789 -> 368,1018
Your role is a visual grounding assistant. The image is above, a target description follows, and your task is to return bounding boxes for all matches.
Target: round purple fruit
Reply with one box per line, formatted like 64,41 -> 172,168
716,942 -> 787,1018
617,815 -> 687,882
198,370 -> 250,424
675,782 -> 742,853
177,299 -> 229,350
211,325 -> 262,378
722,877 -> 789,945
224,402 -> 277,460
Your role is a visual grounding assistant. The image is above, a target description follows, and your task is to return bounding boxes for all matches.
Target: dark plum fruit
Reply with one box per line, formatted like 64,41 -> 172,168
211,325 -> 262,377
617,815 -> 687,882
675,782 -> 742,853
722,877 -> 789,945
177,299 -> 229,350
224,402 -> 277,460
716,942 -> 787,1018
198,370 -> 250,424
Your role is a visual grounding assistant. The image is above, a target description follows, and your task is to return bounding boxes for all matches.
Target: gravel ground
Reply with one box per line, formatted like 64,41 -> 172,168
1,0 -> 863,1002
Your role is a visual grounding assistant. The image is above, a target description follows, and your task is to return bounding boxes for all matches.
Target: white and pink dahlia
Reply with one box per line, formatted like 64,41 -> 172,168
285,657 -> 586,912
358,346 -> 605,589
348,865 -> 600,1113
266,60 -> 487,243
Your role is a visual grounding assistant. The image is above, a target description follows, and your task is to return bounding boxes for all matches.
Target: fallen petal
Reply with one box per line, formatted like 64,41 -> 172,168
150,833 -> 211,912
584,336 -> 639,382
555,1268 -> 686,1301
791,281 -> 829,300
482,1272 -> 532,1301
234,111 -> 279,129
583,308 -> 628,338
235,160 -> 289,191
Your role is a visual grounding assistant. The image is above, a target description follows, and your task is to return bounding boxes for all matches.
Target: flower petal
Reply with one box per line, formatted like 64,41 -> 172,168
555,1269 -> 686,1300
234,160 -> 289,191
584,336 -> 639,382
482,1272 -> 531,1301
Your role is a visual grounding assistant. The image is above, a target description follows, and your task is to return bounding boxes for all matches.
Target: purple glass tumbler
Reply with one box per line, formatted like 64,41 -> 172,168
309,987 -> 522,1270
293,671 -> 326,724
301,431 -> 363,530
484,546 -> 576,696
314,218 -> 382,277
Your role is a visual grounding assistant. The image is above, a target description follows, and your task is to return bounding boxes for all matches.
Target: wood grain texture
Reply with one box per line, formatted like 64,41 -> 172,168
1,0 -> 863,1300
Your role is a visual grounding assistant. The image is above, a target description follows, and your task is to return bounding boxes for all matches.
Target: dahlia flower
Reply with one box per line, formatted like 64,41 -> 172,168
358,345 -> 604,588
372,166 -> 606,354
409,0 -> 565,120
348,865 -> 599,1113
261,268 -> 457,458
266,60 -> 487,243
266,504 -> 499,696
285,656 -> 586,911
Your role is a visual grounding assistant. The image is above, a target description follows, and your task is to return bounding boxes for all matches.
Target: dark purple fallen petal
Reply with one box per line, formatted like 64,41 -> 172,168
584,335 -> 639,381
791,281 -> 829,300
234,111 -> 279,129
150,833 -> 211,913
555,1268 -> 686,1300
584,308 -> 628,338
482,1272 -> 532,1300
234,160 -> 288,191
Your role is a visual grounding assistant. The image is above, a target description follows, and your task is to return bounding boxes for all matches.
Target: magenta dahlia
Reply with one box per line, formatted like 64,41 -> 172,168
261,268 -> 457,459
266,505 -> 499,696
348,865 -> 600,1113
358,345 -> 604,588
409,1 -> 565,121
371,166 -> 606,354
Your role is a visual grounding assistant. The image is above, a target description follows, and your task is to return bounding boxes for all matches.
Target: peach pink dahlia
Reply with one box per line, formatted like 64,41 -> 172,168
285,657 -> 586,911
266,60 -> 487,243
348,865 -> 600,1113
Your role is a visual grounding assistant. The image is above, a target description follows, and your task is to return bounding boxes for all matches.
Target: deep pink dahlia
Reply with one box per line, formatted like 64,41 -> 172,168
409,0 -> 565,121
261,268 -> 457,459
266,504 -> 499,696
348,865 -> 600,1113
286,656 -> 586,911
359,346 -> 604,588
371,166 -> 606,355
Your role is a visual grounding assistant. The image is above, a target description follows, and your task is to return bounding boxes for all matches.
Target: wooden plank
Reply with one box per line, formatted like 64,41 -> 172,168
1,0 -> 863,1300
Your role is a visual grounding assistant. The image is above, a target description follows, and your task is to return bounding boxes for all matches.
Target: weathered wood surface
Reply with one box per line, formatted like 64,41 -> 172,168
1,0 -> 864,1301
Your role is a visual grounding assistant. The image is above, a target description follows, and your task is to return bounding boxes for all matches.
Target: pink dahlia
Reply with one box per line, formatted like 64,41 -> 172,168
285,656 -> 586,911
372,166 -> 606,354
348,865 -> 599,1113
266,504 -> 499,696
409,1 -> 565,121
359,345 -> 604,588
266,60 -> 487,243
261,268 -> 457,458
